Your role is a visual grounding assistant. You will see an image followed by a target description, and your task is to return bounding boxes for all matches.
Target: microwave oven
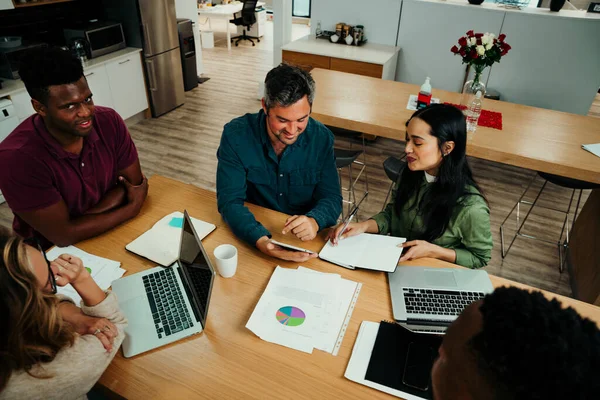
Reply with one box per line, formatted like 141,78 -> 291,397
64,21 -> 126,59
0,42 -> 47,80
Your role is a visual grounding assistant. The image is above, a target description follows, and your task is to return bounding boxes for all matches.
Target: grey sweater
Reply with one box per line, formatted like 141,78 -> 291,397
0,291 -> 127,400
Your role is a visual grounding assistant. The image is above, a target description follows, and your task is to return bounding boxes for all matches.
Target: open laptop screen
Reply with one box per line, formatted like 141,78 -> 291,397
179,211 -> 216,328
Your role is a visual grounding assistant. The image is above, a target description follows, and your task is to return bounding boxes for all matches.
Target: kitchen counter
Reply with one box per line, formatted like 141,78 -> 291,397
281,35 -> 400,66
0,47 -> 143,98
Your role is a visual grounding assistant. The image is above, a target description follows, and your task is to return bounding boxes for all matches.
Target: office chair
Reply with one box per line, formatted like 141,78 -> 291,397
499,171 -> 600,273
329,126 -> 370,220
230,0 -> 260,47
381,155 -> 407,211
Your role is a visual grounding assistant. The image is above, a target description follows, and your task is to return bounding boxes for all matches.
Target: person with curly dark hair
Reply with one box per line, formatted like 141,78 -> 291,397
0,46 -> 147,250
432,286 -> 600,399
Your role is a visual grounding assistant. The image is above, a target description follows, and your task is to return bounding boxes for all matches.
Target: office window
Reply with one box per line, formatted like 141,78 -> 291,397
293,0 -> 311,17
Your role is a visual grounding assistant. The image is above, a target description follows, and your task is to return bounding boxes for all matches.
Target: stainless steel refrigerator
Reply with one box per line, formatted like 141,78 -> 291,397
104,0 -> 185,117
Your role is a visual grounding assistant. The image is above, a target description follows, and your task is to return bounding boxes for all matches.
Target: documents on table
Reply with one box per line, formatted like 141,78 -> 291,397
319,233 -> 406,273
582,143 -> 600,159
125,211 -> 216,266
46,246 -> 125,307
246,266 -> 362,355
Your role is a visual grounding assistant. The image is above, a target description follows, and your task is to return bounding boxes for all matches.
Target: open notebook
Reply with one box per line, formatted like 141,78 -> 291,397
126,211 -> 216,266
319,233 -> 406,273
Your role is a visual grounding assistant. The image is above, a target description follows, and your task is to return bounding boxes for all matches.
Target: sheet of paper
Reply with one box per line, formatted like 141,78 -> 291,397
582,143 -> 600,158
46,246 -> 124,306
246,266 -> 360,355
297,267 -> 359,354
406,94 -> 440,111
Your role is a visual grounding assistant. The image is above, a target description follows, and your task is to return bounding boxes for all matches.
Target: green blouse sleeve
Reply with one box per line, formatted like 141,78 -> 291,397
370,182 -> 398,235
452,196 -> 493,269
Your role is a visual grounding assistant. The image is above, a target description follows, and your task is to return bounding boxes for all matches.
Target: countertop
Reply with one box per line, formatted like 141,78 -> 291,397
0,47 -> 143,98
281,35 -> 400,65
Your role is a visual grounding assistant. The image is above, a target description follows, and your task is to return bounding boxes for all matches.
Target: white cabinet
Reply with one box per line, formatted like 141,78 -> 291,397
9,90 -> 35,122
6,50 -> 148,124
105,55 -> 148,120
84,65 -> 114,109
0,0 -> 14,10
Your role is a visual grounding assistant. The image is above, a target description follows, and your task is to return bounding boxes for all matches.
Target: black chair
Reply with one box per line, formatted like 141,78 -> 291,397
335,148 -> 364,220
381,156 -> 407,211
229,0 -> 260,47
499,171 -> 600,272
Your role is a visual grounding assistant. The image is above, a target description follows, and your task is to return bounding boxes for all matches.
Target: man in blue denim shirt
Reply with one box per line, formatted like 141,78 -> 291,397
216,64 -> 342,262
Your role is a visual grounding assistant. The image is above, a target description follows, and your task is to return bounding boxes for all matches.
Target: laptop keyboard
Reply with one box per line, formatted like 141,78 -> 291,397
403,288 -> 485,316
143,269 -> 193,339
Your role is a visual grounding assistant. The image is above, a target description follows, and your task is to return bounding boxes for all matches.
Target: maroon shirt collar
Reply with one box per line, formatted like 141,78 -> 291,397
33,114 -> 100,160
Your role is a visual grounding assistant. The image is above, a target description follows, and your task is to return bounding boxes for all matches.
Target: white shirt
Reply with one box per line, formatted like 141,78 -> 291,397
424,171 -> 437,183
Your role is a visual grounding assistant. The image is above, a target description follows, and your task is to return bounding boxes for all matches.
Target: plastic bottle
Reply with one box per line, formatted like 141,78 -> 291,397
416,77 -> 432,110
466,91 -> 482,133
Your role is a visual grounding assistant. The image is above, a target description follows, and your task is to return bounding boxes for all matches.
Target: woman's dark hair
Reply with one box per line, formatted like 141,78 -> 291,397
395,104 -> 485,242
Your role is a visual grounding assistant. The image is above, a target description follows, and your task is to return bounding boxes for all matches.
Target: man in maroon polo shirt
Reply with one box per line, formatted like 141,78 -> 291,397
0,47 -> 148,249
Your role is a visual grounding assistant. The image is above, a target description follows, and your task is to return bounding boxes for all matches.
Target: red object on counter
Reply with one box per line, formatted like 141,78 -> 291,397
445,102 -> 503,130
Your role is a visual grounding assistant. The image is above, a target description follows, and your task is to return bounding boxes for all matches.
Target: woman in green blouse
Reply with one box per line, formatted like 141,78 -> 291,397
328,104 -> 492,269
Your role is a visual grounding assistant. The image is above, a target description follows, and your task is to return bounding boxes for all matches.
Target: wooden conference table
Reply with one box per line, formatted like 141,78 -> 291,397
310,68 -> 600,305
87,175 -> 600,399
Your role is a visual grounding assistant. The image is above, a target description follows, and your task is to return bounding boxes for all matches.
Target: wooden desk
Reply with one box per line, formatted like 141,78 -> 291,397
311,68 -> 600,184
90,175 -> 600,399
310,68 -> 600,305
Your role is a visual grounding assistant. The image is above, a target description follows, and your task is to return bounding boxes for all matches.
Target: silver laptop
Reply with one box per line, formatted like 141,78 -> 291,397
388,267 -> 493,334
112,210 -> 216,357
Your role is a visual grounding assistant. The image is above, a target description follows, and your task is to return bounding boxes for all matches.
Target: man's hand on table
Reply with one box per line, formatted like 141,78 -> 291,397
282,215 -> 319,241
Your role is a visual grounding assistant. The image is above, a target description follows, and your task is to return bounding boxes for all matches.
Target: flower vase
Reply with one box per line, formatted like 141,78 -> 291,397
460,70 -> 486,110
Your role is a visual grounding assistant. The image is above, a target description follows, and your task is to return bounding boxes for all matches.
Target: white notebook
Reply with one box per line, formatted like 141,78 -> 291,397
319,233 -> 406,273
126,211 -> 216,266
582,143 -> 600,159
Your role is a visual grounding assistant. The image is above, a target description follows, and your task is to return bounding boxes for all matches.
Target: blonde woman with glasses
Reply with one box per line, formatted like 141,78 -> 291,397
0,228 -> 127,400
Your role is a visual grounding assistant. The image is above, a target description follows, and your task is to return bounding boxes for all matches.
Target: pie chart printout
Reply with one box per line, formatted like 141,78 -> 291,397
276,306 -> 306,327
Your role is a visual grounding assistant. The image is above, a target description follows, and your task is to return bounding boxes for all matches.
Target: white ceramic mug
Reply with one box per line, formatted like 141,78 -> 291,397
213,244 -> 238,278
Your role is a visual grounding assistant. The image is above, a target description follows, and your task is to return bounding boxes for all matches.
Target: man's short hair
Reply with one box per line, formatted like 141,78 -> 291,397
19,46 -> 84,106
264,64 -> 315,110
468,287 -> 600,400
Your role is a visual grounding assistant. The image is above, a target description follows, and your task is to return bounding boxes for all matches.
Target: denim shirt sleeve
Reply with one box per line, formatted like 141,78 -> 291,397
305,128 -> 342,230
216,126 -> 271,246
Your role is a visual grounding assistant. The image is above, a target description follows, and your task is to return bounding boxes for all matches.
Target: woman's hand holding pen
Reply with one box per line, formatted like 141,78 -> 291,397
327,221 -> 368,245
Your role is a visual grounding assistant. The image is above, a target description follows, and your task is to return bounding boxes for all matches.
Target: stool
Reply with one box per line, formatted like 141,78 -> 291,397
499,171 -> 600,273
335,148 -> 365,219
327,125 -> 369,194
381,156 -> 407,211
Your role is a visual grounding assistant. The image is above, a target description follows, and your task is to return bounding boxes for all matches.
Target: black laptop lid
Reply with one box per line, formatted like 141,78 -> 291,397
178,210 -> 216,329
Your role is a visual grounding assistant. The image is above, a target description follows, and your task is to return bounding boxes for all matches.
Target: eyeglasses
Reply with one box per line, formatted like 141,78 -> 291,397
24,237 -> 57,294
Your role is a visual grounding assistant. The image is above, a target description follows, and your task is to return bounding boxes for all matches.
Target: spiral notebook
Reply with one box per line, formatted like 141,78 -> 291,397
319,233 -> 406,273
126,211 -> 216,266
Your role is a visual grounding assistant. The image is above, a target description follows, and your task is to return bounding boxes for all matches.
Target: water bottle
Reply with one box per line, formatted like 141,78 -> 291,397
466,91 -> 482,133
416,77 -> 432,110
